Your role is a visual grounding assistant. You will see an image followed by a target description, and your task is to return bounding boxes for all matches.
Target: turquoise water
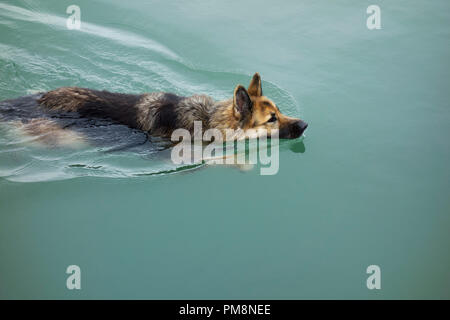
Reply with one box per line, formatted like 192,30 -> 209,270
0,0 -> 449,299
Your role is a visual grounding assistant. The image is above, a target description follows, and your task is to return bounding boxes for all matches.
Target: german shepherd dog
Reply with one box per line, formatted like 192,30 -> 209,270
0,73 -> 307,144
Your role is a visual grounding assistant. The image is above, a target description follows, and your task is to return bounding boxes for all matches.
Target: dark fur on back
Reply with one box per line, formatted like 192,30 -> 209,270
142,93 -> 184,136
38,88 -> 143,129
38,87 -> 214,137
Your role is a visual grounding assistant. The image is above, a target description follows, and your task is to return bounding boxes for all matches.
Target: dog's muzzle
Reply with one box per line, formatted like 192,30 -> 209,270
280,120 -> 308,139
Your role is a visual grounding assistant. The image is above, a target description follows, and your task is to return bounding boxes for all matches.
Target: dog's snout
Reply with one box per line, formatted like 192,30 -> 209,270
279,119 -> 308,139
297,120 -> 308,132
291,120 -> 308,138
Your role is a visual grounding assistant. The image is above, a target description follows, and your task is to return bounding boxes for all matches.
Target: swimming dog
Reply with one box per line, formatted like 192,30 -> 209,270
1,73 -> 307,142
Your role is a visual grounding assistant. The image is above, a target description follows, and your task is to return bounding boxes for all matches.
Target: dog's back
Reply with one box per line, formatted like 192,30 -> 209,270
38,87 -> 144,129
37,87 -> 214,137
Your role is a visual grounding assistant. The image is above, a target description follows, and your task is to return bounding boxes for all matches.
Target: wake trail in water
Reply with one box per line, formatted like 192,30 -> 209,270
0,2 -> 301,182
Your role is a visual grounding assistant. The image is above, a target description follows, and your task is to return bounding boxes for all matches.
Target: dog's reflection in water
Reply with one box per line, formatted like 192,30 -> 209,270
9,118 -> 87,148
173,137 -> 306,175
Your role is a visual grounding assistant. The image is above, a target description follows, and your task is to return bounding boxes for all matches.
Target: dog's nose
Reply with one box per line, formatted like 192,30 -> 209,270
291,120 -> 308,138
298,120 -> 308,133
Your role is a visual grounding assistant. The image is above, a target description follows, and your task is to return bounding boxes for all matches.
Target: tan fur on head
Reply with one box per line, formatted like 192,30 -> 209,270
248,72 -> 262,97
207,72 -> 305,140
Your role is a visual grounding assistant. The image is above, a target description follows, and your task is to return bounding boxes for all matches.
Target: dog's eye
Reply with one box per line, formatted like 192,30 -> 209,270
267,114 -> 277,123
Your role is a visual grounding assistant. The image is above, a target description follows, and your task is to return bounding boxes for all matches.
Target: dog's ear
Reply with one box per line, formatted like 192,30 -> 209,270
248,72 -> 262,97
233,85 -> 252,118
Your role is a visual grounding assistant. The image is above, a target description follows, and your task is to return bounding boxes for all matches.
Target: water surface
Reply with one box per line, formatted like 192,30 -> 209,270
0,0 -> 449,299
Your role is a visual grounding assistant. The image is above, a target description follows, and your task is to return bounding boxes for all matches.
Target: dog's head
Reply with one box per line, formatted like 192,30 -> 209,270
233,73 -> 308,139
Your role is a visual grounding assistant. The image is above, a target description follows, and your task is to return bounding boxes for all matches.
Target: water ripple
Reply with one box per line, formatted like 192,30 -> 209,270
0,2 -> 301,182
